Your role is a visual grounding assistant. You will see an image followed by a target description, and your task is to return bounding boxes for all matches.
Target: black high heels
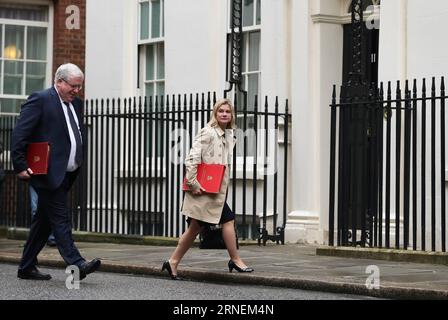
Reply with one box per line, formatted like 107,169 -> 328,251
162,260 -> 179,280
228,260 -> 254,273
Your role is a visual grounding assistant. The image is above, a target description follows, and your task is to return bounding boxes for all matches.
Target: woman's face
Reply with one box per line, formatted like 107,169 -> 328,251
216,104 -> 232,128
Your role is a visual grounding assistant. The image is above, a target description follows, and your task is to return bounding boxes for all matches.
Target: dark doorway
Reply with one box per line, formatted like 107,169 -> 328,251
342,24 -> 379,85
338,21 -> 380,247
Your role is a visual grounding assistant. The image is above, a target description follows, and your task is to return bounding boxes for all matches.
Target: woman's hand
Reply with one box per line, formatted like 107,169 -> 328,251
192,185 -> 206,195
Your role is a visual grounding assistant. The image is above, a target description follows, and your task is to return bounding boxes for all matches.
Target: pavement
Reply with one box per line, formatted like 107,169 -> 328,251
0,235 -> 448,300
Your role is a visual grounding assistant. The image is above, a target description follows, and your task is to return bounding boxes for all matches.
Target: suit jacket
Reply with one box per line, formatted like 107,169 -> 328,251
11,87 -> 85,190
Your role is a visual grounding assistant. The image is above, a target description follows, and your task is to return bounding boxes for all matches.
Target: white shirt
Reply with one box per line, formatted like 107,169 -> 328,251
54,88 -> 82,172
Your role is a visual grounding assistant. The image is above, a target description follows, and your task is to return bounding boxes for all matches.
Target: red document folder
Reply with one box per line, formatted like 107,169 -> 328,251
26,142 -> 50,175
183,163 -> 226,194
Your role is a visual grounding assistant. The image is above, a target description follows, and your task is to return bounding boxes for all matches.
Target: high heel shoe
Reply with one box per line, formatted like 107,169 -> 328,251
228,260 -> 254,273
162,260 -> 179,280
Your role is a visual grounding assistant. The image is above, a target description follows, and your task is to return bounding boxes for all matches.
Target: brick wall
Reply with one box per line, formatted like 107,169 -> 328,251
52,0 -> 86,88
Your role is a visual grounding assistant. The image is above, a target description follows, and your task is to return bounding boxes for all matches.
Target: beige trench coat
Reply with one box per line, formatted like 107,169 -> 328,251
182,124 -> 236,224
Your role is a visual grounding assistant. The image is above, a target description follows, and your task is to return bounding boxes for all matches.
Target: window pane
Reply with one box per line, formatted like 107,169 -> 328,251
256,0 -> 261,24
0,24 -> 3,58
0,4 -> 48,22
0,98 -> 23,114
4,25 -> 25,60
157,44 -> 164,79
151,0 -> 161,38
243,0 -> 254,27
4,61 -> 24,94
240,76 -> 247,108
26,62 -> 46,94
145,83 -> 154,98
146,45 -> 154,80
161,0 -> 165,37
27,27 -> 47,60
235,74 -> 256,158
156,82 -> 164,97
247,73 -> 259,111
241,34 -> 247,73
248,32 -> 260,72
140,2 -> 149,40
236,119 -> 256,156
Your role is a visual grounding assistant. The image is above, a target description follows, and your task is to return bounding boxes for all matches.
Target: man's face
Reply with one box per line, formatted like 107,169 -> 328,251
56,76 -> 83,102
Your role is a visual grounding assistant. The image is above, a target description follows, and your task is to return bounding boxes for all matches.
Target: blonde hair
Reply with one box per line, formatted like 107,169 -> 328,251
207,98 -> 236,129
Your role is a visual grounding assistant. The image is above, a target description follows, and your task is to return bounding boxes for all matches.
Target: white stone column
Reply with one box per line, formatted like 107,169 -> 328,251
378,0 -> 407,82
284,0 -> 319,244
260,0 -> 290,102
285,0 -> 344,244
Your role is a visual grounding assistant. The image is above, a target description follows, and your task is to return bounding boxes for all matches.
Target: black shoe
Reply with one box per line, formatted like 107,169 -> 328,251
162,260 -> 179,280
79,258 -> 101,280
17,266 -> 52,280
228,260 -> 254,273
46,239 -> 57,247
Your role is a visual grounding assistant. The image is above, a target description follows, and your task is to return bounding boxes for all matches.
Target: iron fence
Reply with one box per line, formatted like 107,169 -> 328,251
329,77 -> 447,252
0,92 -> 290,243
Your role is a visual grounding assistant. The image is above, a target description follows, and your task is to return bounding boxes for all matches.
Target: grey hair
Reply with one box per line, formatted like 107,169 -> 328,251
54,63 -> 84,83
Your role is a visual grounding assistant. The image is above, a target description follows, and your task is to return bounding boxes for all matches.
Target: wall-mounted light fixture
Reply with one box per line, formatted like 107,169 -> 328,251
4,45 -> 22,59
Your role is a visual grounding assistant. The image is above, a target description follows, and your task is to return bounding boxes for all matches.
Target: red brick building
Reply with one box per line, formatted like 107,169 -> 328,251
0,0 -> 86,114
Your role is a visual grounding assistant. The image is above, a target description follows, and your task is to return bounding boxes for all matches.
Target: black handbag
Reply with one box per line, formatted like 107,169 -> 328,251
199,225 -> 239,250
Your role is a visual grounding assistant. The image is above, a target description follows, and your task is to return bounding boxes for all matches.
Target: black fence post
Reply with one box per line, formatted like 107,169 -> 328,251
440,77 -> 446,252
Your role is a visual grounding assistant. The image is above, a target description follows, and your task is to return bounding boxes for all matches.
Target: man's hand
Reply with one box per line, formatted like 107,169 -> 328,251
17,168 -> 33,180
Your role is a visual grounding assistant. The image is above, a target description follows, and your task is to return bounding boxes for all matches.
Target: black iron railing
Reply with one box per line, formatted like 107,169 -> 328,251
329,77 -> 447,252
0,93 -> 290,243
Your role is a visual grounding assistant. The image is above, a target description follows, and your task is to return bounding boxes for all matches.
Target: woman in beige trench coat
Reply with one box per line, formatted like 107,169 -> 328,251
162,98 -> 253,279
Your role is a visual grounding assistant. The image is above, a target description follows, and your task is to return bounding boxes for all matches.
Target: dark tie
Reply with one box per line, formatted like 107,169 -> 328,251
63,102 -> 83,166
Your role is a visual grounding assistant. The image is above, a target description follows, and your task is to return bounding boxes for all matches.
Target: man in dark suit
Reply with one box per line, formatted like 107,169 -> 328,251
11,63 -> 100,281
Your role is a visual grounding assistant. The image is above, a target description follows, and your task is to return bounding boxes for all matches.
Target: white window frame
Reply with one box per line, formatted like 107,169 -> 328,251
138,0 -> 164,43
227,1 -> 261,159
138,0 -> 165,160
138,0 -> 165,99
0,1 -> 53,115
139,42 -> 165,99
228,0 -> 261,30
243,0 -> 261,28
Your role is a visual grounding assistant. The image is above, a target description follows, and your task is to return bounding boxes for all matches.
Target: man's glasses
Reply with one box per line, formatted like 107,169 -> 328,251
62,78 -> 83,91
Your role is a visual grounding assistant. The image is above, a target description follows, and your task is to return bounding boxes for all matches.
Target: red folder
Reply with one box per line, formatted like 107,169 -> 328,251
183,163 -> 226,194
26,142 -> 50,175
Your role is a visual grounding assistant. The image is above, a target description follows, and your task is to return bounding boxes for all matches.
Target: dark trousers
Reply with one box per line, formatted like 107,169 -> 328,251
19,172 -> 85,271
